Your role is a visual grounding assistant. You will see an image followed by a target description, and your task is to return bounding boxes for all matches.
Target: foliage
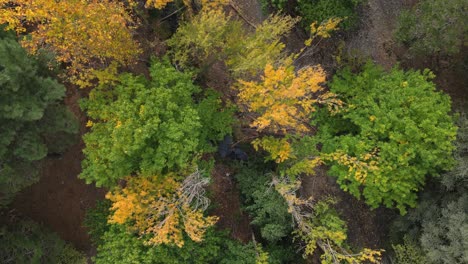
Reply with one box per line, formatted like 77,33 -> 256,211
238,61 -> 329,133
253,137 -> 295,163
225,14 -> 298,77
296,0 -> 362,29
85,202 -> 258,264
0,220 -> 86,264
168,10 -> 297,77
80,60 -> 233,187
235,163 -> 293,243
237,58 -> 340,168
106,170 -> 217,247
144,0 -> 174,9
272,177 -> 383,263
0,0 -> 140,87
391,115 -> 468,264
0,32 -> 78,206
83,199 -> 112,246
94,224 -> 224,264
395,0 -> 468,56
317,62 -> 457,213
391,236 -> 428,264
295,198 -> 348,257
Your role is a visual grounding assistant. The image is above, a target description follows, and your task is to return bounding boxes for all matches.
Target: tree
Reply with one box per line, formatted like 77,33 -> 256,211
167,10 -> 297,77
316,62 -> 457,213
80,59 -> 233,187
106,170 -> 217,247
395,0 -> 468,56
0,0 -> 140,87
391,115 -> 468,263
235,163 -> 293,243
85,200 -> 262,264
238,60 -> 341,134
296,0 -> 362,29
0,31 -> 78,206
0,219 -> 86,264
271,176 -> 383,263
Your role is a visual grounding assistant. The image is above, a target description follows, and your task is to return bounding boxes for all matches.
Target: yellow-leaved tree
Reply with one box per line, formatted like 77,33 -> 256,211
106,170 -> 217,247
0,0 -> 140,87
238,59 -> 341,163
236,18 -> 344,165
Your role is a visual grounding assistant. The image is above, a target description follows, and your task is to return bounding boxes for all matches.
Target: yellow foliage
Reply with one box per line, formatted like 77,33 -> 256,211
238,60 -> 339,134
253,137 -> 294,163
323,150 -> 379,184
0,0 -> 140,87
199,0 -> 230,10
106,173 -> 217,247
144,0 -> 174,9
310,17 -> 343,39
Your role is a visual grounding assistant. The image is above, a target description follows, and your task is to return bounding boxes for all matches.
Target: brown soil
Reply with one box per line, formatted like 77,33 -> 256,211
209,163 -> 253,243
9,86 -> 106,254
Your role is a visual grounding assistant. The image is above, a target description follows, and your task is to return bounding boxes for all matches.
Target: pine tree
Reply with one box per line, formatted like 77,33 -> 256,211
0,31 -> 78,206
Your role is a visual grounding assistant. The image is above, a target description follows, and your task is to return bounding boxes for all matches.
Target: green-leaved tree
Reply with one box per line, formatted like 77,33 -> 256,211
316,62 -> 457,213
80,59 -> 234,187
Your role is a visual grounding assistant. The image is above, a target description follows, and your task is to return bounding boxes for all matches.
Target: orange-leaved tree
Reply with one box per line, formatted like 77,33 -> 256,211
0,0 -> 140,87
106,170 -> 217,247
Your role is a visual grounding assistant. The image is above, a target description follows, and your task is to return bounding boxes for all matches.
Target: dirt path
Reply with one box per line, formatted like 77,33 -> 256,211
10,87 -> 106,253
209,163 -> 253,243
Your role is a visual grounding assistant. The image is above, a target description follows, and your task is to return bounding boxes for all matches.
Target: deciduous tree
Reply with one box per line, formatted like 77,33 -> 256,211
80,60 -> 233,187
0,0 -> 140,87
316,62 -> 457,213
106,170 -> 217,247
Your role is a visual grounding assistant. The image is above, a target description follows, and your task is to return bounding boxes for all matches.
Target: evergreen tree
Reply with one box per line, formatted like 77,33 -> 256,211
0,30 -> 78,206
0,219 -> 86,264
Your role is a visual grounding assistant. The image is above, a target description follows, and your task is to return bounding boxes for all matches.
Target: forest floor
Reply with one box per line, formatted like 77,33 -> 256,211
7,0 -> 467,262
9,87 -> 106,256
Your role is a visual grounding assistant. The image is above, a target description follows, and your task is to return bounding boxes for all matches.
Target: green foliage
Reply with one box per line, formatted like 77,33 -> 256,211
167,10 -> 243,69
235,163 -> 293,243
0,31 -> 78,206
392,236 -> 427,264
261,0 -> 287,11
391,115 -> 468,264
318,62 -> 457,213
0,220 -> 86,264
395,0 -> 468,56
296,0 -> 361,29
294,198 -> 348,257
83,199 -> 112,246
80,59 -> 233,187
167,10 -> 297,77
94,225 -> 227,264
196,89 -> 236,152
85,195 -> 292,264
